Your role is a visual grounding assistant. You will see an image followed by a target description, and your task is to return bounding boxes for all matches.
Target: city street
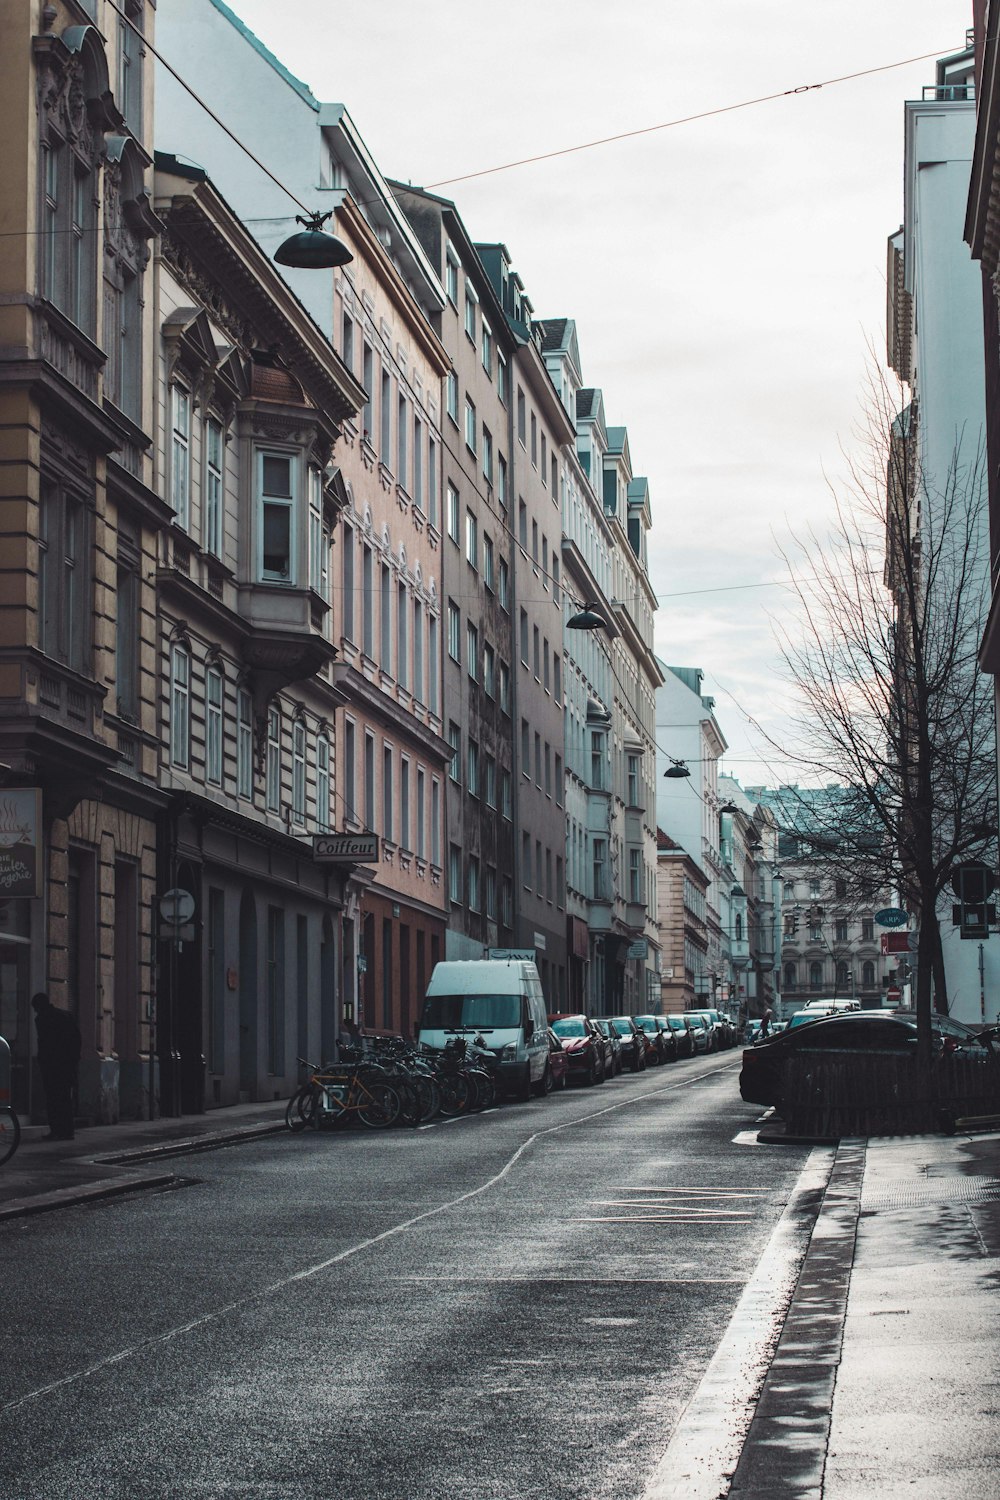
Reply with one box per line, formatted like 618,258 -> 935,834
0,1057 -> 817,1500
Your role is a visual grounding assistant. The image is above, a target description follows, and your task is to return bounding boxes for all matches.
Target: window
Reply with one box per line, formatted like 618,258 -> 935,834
39,477 -> 91,674
501,768 -> 512,819
308,466 -> 327,598
837,961 -> 851,990
428,436 -> 438,526
429,614 -> 439,713
362,544 -> 374,656
381,369 -> 392,458
554,753 -> 562,807
498,558 -> 510,611
258,451 -> 294,582
482,426 -> 493,486
551,454 -> 558,498
380,562 -> 392,670
784,962 -> 797,990
467,621 -> 479,681
204,417 -> 224,558
533,625 -> 540,679
364,732 -> 376,828
483,533 -> 495,590
413,415 -> 423,510
591,732 -> 604,790
400,758 -> 411,850
543,639 -> 550,692
449,844 -> 462,903
835,878 -> 847,898
498,453 -> 508,509
553,655 -> 561,702
520,609 -> 529,664
627,754 -> 640,807
448,600 -> 461,662
862,918 -> 874,941
292,719 -> 306,822
465,398 -> 477,454
862,960 -> 876,987
343,719 -> 356,823
522,833 -> 531,889
485,754 -> 497,808
382,745 -> 393,841
835,918 -> 849,942
499,660 -> 511,714
535,840 -> 543,895
486,866 -> 497,919
238,688 -> 253,799
447,483 -> 460,543
517,387 -> 526,446
502,875 -> 513,926
114,534 -> 138,720
464,287 -> 477,341
342,525 -> 355,642
206,667 -> 223,785
629,849 -> 642,903
316,734 -> 330,834
170,386 -> 191,530
466,510 -> 478,569
534,732 -> 542,786
445,246 -> 458,304
342,310 -> 354,372
448,722 -> 461,783
446,370 -> 458,422
809,877 -> 821,897
266,706 -> 281,812
497,349 -> 508,405
481,319 -> 493,375
468,856 -> 481,912
593,839 -> 607,901
431,778 -> 441,866
467,738 -> 479,797
362,343 -> 374,438
546,849 -> 553,903
518,500 -> 528,550
483,643 -> 495,698
397,580 -> 408,689
416,767 -> 427,858
541,433 -> 547,484
530,412 -> 537,466
170,644 -> 190,770
397,392 -> 407,488
531,519 -> 539,567
544,742 -> 551,797
521,718 -> 530,772
809,961 -> 823,991
413,599 -> 424,703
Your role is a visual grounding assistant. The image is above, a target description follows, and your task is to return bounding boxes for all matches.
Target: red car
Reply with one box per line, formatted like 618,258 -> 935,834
548,1013 -> 609,1085
545,1028 -> 571,1091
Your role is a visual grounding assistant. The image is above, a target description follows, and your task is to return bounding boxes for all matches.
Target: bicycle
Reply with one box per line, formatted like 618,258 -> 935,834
286,1056 -> 401,1131
0,1105 -> 20,1166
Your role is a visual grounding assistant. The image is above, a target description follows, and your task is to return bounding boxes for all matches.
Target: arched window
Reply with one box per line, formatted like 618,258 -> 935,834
784,962 -> 797,990
837,961 -> 851,990
862,960 -> 876,988
735,913 -> 743,941
809,961 -> 823,991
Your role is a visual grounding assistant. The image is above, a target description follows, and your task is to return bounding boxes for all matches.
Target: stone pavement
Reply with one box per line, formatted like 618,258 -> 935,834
728,1128 -> 1000,1499
0,1101 -> 287,1220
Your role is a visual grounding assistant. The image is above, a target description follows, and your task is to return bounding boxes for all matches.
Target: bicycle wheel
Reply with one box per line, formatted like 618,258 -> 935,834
0,1108 -> 21,1166
413,1074 -> 441,1120
357,1081 -> 401,1129
436,1071 -> 470,1116
467,1068 -> 494,1111
392,1077 -> 422,1127
285,1089 -> 308,1132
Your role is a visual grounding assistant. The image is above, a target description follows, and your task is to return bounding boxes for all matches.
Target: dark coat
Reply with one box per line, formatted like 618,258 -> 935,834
35,1004 -> 82,1081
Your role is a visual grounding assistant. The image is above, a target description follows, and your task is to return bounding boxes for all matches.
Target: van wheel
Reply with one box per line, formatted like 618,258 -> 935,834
519,1065 -> 532,1102
533,1064 -> 552,1097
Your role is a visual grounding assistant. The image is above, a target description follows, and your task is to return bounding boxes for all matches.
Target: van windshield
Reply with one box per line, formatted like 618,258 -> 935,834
421,994 -> 521,1030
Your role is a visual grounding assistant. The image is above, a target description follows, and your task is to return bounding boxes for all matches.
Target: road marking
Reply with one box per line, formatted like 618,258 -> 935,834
641,1148 -> 835,1500
732,1129 -> 763,1145
1,1056 -> 742,1415
574,1215 -> 754,1224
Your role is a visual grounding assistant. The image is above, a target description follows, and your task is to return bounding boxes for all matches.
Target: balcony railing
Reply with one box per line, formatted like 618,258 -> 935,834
922,83 -> 974,101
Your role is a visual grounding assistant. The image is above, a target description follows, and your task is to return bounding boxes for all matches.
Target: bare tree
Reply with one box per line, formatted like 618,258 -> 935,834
773,361 -> 994,1061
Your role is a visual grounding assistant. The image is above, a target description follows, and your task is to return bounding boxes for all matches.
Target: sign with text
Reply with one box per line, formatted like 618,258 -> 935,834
0,788 -> 41,898
881,930 -> 918,954
314,833 -> 380,864
874,907 -> 909,928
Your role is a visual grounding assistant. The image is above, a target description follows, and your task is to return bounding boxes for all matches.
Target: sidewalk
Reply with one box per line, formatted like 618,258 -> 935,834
0,1101 -> 288,1221
728,1128 -> 1000,1498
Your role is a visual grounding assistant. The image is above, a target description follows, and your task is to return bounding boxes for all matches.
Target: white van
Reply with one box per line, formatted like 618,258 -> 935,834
417,959 -> 550,1100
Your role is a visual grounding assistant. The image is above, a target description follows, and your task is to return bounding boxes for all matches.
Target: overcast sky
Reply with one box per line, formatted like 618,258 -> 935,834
224,0 -> 973,786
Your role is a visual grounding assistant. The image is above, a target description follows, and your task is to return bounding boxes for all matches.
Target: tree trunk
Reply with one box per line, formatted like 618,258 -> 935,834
915,892 -> 935,1066
930,911 -> 949,1015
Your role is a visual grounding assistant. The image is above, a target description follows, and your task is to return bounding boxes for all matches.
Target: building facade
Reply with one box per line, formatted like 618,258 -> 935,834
655,832 -> 710,1013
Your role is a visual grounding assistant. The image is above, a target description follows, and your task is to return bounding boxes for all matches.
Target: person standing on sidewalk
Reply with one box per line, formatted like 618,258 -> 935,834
31,993 -> 82,1141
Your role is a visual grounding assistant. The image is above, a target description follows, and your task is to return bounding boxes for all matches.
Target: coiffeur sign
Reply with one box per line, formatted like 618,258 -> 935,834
0,789 -> 41,898
313,833 -> 380,863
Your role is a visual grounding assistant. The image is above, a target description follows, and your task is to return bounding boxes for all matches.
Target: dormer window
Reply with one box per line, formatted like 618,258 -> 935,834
258,451 -> 295,582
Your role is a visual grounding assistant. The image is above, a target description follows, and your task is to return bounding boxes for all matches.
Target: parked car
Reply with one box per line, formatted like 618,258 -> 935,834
687,1008 -> 729,1051
634,1014 -> 670,1064
654,1015 -> 679,1062
739,1010 -> 993,1109
601,1016 -> 647,1072
592,1018 -> 624,1075
686,1015 -> 710,1054
663,1013 -> 694,1059
545,1028 -> 570,1091
548,1014 -> 610,1084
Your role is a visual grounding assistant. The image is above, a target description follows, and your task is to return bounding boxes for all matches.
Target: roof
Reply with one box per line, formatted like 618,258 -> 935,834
606,425 -> 627,454
209,0 -> 320,111
538,318 -> 569,352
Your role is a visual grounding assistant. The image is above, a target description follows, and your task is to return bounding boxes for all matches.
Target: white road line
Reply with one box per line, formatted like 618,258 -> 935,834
2,1056 -> 740,1415
641,1147 -> 835,1500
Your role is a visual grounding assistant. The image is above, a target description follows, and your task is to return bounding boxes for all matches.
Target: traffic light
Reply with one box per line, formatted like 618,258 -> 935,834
951,862 -> 997,940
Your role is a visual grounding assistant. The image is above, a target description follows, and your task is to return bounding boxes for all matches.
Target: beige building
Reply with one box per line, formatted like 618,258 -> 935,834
0,1 -> 163,1122
656,832 -> 710,1013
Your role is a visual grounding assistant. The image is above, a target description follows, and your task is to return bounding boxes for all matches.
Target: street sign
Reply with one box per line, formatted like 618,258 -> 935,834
627,938 -> 648,959
159,888 -> 195,925
881,931 -> 918,954
950,861 -> 996,902
874,907 -> 909,928
313,833 -> 380,863
886,985 -> 902,1003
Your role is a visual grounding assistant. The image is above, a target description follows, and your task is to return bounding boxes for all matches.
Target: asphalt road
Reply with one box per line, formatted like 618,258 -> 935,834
0,1054 -> 814,1500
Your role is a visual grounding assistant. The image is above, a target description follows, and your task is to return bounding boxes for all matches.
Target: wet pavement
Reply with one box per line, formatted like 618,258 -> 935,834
725,1128 -> 1000,1499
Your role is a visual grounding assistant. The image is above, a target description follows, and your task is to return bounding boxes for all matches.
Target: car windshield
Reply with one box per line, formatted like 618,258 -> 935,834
421,994 -> 521,1030
611,1017 -> 634,1031
551,1017 -> 587,1038
667,1017 -> 686,1030
635,1016 -> 657,1031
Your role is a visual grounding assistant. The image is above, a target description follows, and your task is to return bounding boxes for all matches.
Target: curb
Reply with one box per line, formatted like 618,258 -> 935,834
725,1137 -> 866,1497
0,1171 -> 180,1222
93,1120 -> 288,1165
